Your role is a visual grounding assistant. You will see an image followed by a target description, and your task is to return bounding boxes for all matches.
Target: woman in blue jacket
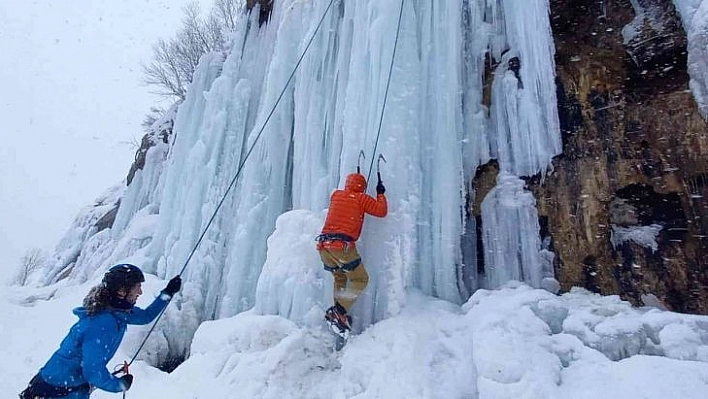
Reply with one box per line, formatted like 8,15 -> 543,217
19,264 -> 181,398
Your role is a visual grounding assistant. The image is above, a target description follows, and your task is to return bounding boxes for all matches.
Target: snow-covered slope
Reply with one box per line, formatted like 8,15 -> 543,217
5,277 -> 708,398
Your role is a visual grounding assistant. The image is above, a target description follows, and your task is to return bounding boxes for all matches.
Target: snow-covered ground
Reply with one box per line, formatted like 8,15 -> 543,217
5,204 -> 708,398
5,1 -> 708,397
4,277 -> 708,398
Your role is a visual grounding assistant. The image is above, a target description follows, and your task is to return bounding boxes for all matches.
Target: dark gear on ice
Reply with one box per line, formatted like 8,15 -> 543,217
19,264 -> 182,399
316,172 -> 387,336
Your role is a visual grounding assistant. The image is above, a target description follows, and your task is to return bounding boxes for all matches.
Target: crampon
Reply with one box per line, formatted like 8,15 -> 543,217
325,303 -> 351,350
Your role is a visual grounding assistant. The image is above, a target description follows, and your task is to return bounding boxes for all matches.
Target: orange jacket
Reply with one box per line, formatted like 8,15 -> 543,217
320,173 -> 387,245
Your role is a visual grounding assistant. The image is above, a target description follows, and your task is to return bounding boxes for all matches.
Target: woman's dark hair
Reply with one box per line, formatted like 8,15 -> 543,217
83,285 -> 112,316
83,264 -> 145,315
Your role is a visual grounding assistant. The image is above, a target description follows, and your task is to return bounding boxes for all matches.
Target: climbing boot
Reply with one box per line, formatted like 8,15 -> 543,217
325,303 -> 352,334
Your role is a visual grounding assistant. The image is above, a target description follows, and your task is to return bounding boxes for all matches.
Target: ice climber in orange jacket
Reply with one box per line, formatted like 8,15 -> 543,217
316,172 -> 387,334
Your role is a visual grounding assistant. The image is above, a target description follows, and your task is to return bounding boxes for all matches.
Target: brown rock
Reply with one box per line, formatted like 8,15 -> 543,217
545,0 -> 707,314
474,0 -> 708,314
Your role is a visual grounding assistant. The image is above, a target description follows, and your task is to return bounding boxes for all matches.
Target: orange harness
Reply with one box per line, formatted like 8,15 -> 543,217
315,233 -> 356,251
317,239 -> 356,251
316,233 -> 362,272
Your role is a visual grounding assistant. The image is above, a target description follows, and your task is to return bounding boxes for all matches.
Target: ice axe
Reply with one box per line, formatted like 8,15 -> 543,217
357,150 -> 366,174
376,154 -> 386,184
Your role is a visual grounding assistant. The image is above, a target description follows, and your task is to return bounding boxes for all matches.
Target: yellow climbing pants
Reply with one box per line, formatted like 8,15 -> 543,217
319,247 -> 369,311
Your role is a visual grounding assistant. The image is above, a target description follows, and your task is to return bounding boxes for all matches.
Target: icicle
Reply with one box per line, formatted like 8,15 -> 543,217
481,172 -> 543,289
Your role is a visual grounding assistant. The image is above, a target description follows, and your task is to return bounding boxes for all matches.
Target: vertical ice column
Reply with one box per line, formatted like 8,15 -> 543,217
150,3 -> 272,321
330,0 -> 423,324
145,51 -> 245,354
146,7 -> 282,355
413,0 -> 467,305
291,0 -> 346,212
461,0 -> 492,173
481,172 -> 542,289
219,1 -> 315,318
479,0 -> 558,289
459,0 -> 496,294
673,0 -> 708,118
487,0 -> 561,177
148,52 -> 225,274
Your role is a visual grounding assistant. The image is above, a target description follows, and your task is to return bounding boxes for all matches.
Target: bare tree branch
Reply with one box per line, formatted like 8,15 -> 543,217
215,0 -> 240,31
142,1 -> 232,101
14,248 -> 47,286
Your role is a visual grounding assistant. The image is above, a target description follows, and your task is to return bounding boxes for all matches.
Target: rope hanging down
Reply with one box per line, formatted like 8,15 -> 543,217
366,0 -> 405,184
125,0 -> 339,368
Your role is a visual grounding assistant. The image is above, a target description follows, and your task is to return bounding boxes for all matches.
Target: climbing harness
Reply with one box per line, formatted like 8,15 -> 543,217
315,233 -> 359,272
122,0 -> 340,376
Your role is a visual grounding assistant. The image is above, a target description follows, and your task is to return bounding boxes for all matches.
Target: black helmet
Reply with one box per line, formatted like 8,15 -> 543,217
102,264 -> 145,292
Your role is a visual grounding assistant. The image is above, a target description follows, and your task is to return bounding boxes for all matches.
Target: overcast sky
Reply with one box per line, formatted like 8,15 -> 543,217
0,0 -> 212,275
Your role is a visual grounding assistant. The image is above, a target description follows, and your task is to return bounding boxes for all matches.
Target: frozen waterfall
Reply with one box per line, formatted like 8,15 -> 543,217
36,0 -> 562,355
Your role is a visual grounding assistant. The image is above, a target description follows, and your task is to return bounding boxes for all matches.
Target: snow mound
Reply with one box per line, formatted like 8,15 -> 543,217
130,285 -> 708,398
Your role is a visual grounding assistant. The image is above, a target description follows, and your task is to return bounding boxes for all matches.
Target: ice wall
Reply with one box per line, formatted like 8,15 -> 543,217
37,0 -> 562,356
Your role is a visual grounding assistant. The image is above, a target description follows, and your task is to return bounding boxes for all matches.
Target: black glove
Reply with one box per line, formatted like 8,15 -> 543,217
163,275 -> 182,296
376,180 -> 386,195
120,374 -> 133,391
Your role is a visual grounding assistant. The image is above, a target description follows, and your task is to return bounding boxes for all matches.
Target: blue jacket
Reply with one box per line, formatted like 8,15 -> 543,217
39,293 -> 170,394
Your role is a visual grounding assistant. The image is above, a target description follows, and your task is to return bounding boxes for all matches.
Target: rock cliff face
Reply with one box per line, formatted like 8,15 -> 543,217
503,0 -> 708,313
